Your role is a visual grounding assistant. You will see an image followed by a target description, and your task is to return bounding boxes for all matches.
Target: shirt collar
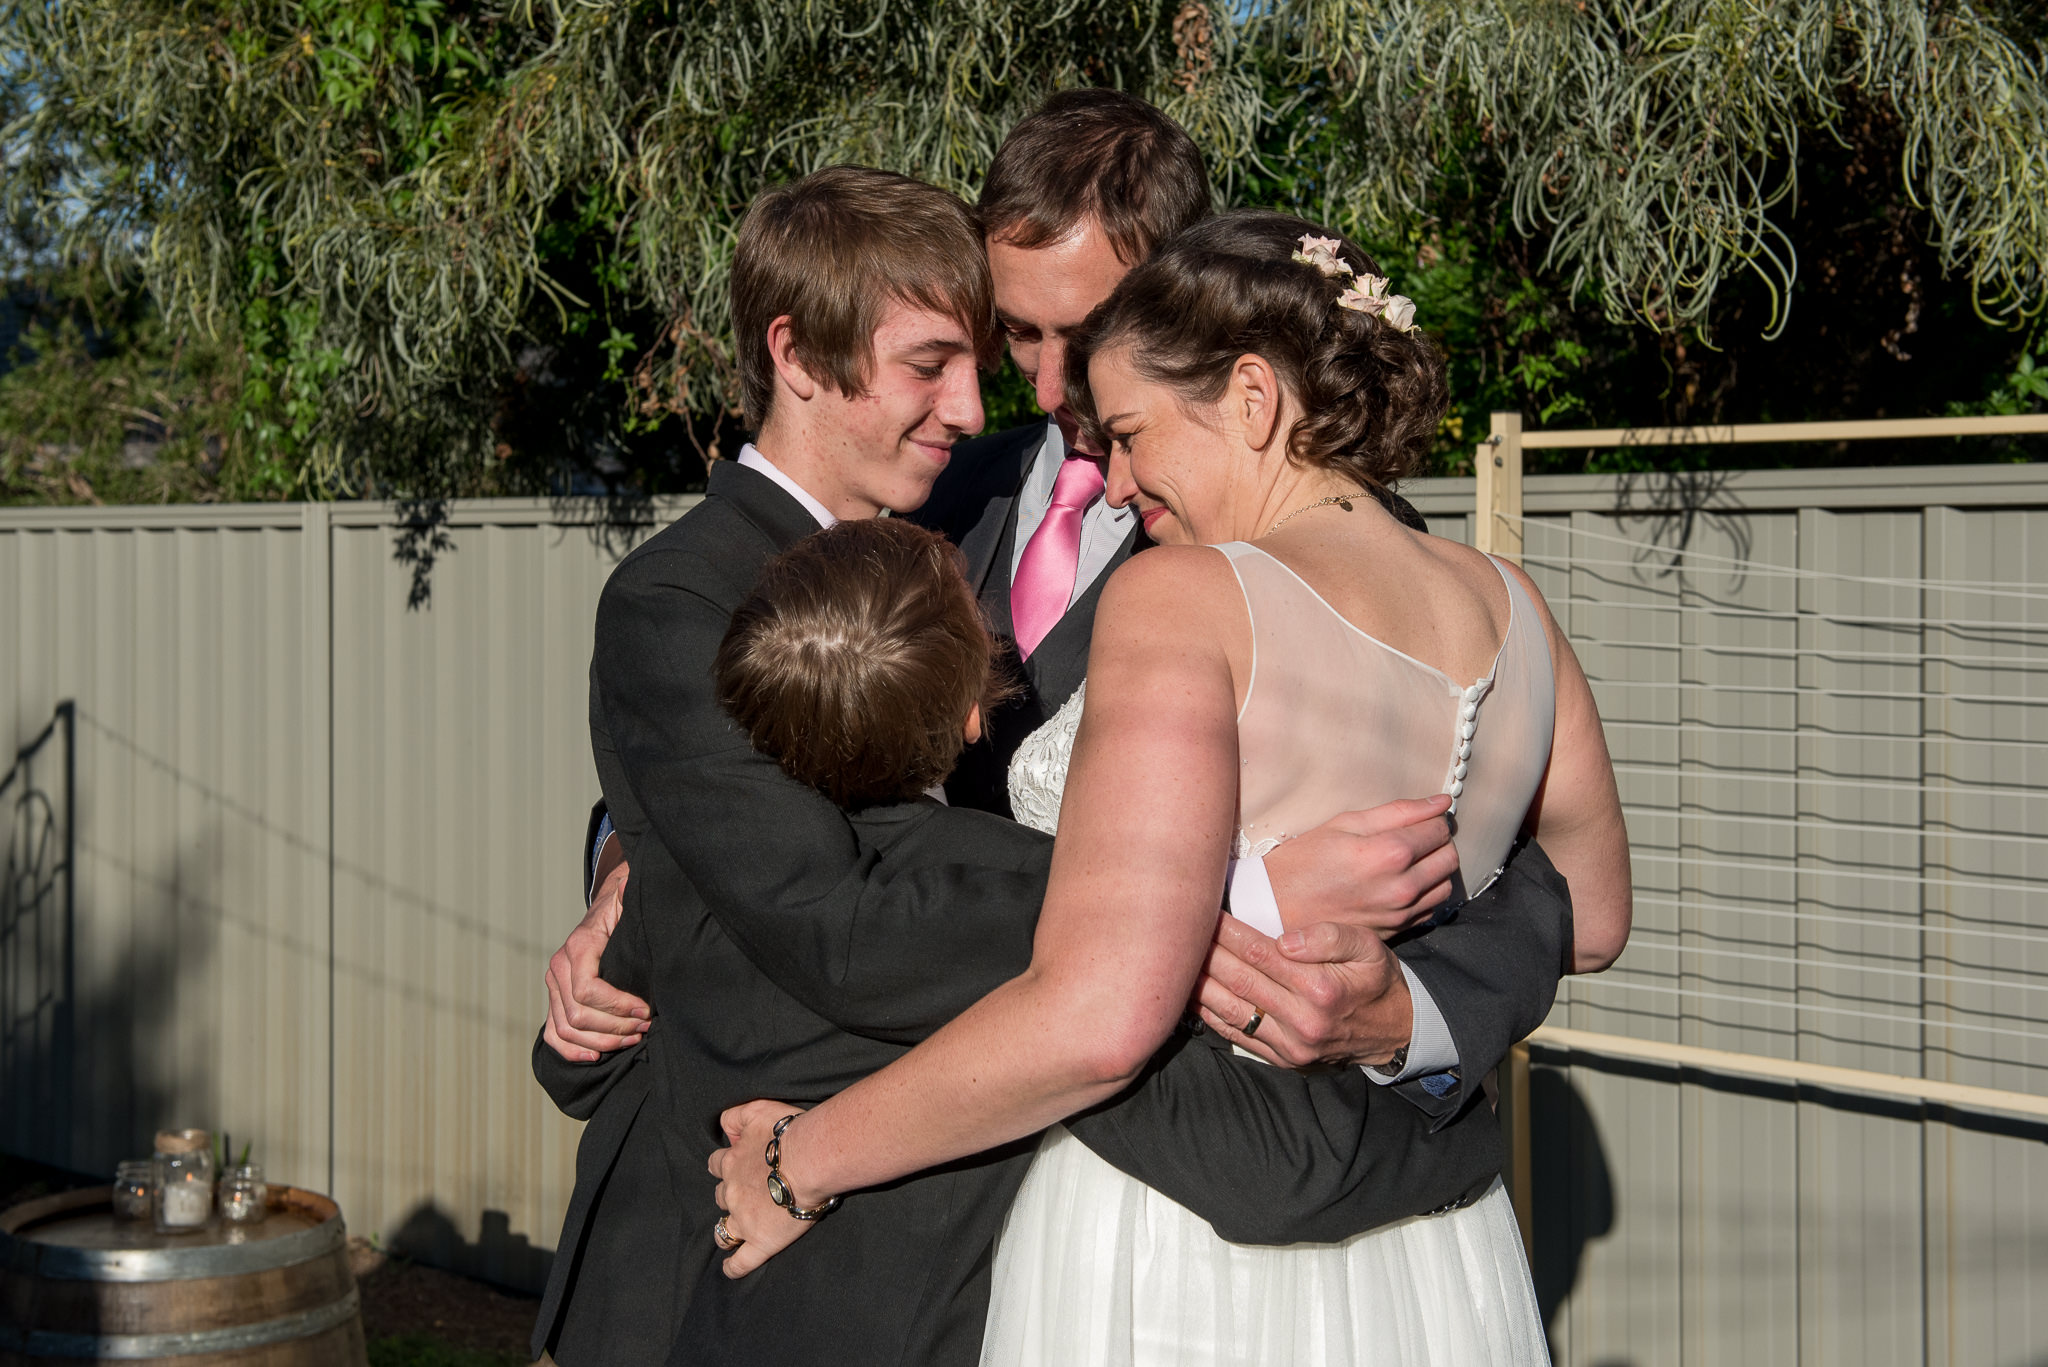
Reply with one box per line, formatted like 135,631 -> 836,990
737,443 -> 837,529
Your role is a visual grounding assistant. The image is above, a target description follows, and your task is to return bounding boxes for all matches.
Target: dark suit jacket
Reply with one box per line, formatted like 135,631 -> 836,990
531,455 -> 1572,1366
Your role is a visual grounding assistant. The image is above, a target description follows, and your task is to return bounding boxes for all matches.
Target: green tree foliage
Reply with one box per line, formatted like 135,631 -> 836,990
3,0 -> 2045,503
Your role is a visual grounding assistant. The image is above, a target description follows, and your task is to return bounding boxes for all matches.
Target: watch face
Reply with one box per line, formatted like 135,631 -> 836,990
767,1174 -> 791,1208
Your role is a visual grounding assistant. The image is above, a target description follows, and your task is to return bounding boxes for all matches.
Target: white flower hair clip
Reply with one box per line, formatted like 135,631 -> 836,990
1306,248 -> 1418,334
1290,234 -> 1353,278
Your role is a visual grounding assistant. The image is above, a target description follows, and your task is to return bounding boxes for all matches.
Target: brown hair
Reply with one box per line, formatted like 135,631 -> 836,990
715,519 -> 1017,809
1066,210 -> 1449,489
731,166 -> 998,429
978,88 -> 1212,266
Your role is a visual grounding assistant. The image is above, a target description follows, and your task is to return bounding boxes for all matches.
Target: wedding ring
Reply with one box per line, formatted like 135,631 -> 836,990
713,1216 -> 744,1250
1243,1006 -> 1266,1037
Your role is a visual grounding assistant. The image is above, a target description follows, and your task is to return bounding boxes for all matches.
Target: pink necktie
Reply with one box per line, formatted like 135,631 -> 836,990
1011,455 -> 1106,659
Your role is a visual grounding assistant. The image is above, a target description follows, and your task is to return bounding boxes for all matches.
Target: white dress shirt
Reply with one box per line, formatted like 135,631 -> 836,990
1009,420 -> 1136,608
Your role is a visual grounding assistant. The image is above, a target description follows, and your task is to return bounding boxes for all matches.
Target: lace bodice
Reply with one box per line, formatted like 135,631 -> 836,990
1007,681 -> 1086,836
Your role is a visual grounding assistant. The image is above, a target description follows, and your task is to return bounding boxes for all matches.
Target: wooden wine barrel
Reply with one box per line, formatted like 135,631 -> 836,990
0,1184 -> 368,1365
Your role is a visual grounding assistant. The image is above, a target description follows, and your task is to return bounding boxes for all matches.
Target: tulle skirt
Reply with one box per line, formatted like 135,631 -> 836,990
980,1124 -> 1550,1367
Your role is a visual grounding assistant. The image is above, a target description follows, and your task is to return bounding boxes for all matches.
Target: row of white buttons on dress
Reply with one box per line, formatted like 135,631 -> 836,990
1444,680 -> 1488,813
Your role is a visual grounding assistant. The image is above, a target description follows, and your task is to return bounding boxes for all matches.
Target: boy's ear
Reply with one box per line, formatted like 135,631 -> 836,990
766,315 -> 820,401
964,702 -> 983,745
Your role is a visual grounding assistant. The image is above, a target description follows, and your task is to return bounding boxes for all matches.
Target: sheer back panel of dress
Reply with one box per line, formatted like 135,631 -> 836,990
1218,543 -> 1555,901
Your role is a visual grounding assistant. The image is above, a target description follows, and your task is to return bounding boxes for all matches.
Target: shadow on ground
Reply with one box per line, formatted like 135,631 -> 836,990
351,1233 -> 538,1366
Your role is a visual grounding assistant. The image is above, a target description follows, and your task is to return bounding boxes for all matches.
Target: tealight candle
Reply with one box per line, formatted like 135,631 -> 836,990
152,1129 -> 214,1233
218,1164 -> 268,1225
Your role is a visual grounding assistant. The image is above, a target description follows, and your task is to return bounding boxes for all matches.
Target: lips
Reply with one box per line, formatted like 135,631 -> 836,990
910,440 -> 953,470
1139,506 -> 1170,533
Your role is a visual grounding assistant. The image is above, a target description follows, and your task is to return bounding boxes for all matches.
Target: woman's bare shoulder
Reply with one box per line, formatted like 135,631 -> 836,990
1092,545 -> 1248,655
1101,543 -> 1242,609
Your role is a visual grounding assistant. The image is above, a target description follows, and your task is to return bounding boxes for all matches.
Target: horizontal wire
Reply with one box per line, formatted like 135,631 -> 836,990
1585,674 -> 2048,707
1571,634 -> 2048,672
1600,717 -> 2048,754
1619,936 -> 2048,993
1549,592 -> 2048,635
1630,850 -> 2048,899
1610,761 -> 2048,805
1513,518 -> 2048,602
1631,895 -> 2048,949
1523,549 -> 2048,607
1620,803 -> 2048,848
1559,976 -> 2048,1048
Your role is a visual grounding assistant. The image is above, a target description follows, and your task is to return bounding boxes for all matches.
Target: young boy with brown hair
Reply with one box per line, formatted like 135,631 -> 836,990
716,518 -> 1015,810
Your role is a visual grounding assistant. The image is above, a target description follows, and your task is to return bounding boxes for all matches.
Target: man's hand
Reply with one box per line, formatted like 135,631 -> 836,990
1195,916 -> 1413,1069
1264,795 -> 1457,938
541,860 -> 651,1063
707,1100 -> 821,1278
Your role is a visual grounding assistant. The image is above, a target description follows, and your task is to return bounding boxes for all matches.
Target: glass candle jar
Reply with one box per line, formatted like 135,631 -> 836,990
152,1129 -> 214,1232
217,1164 -> 268,1225
112,1161 -> 154,1222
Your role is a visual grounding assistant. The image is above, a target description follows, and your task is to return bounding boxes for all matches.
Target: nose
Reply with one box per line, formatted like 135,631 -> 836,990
1104,445 -> 1139,509
941,359 -> 985,436
1034,336 -> 1067,417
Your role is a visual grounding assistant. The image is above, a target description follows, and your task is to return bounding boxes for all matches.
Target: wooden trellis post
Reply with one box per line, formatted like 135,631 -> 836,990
1475,411 -> 1524,564
1475,412 -> 1533,1258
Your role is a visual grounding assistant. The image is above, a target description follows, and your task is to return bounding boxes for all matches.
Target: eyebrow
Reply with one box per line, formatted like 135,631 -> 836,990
902,338 -> 973,355
1097,411 -> 1138,429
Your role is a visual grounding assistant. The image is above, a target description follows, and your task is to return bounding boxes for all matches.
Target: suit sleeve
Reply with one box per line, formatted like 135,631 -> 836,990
1064,1030 -> 1504,1244
594,548 -> 1044,1042
1386,837 -> 1574,1125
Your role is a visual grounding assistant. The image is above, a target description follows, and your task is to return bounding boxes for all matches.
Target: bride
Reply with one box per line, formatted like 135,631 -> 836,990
709,209 -> 1632,1365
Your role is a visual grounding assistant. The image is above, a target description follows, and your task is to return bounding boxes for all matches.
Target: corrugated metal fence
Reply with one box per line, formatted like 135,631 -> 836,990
5,466 -> 2046,1361
0,499 -> 671,1287
1412,462 -> 2048,1367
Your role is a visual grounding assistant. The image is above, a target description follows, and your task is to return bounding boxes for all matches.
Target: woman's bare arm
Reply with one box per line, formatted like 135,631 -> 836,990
707,546 -> 1246,1269
1506,561 -> 1632,973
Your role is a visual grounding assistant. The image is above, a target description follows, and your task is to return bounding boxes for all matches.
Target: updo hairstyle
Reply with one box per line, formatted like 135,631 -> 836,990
1066,210 -> 1449,491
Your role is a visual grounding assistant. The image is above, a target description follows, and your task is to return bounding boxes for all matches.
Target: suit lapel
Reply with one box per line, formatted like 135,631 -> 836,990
960,488 -> 1020,600
979,507 -> 1020,639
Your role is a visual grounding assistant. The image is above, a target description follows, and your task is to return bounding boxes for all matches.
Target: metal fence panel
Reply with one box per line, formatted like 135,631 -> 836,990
3,472 -> 2045,1359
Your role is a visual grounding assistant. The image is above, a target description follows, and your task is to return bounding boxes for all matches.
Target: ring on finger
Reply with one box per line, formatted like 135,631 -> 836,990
713,1216 -> 744,1251
1243,1006 -> 1266,1037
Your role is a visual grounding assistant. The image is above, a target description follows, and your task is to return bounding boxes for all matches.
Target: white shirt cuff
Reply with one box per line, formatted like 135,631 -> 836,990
1223,854 -> 1285,937
1362,961 -> 1461,1084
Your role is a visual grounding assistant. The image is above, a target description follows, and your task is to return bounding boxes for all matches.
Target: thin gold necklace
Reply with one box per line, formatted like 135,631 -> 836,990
1266,489 -> 1367,537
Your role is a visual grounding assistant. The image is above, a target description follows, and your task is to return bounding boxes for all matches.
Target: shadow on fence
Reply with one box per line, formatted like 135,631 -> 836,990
2,703 -> 75,1169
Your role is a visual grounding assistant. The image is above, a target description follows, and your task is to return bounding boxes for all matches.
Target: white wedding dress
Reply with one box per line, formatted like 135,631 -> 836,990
986,541 -> 1554,1367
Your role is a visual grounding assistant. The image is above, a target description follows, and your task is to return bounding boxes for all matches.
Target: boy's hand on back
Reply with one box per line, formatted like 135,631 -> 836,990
542,860 -> 650,1062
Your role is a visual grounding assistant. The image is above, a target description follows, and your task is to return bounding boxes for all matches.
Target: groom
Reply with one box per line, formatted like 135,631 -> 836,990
533,107 -> 1573,1367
